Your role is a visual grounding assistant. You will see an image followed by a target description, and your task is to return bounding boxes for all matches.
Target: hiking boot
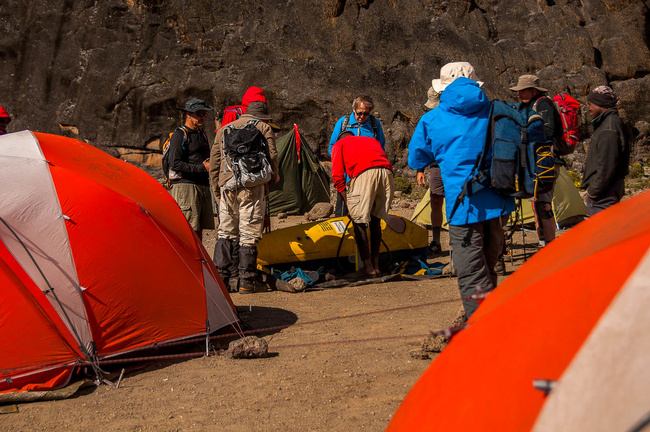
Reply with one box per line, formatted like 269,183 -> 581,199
427,241 -> 444,257
494,258 -> 505,275
238,279 -> 267,294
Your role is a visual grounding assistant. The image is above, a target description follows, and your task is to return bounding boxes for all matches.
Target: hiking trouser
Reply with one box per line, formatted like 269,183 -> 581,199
586,178 -> 624,217
170,183 -> 215,231
217,184 -> 265,246
449,217 -> 504,319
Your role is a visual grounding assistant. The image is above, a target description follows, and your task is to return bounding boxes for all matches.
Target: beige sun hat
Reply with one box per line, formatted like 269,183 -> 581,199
509,75 -> 548,92
431,62 -> 484,93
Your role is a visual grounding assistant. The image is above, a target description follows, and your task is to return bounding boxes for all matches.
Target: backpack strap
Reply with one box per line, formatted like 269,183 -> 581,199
369,115 -> 379,140
177,125 -> 189,151
341,114 -> 379,140
341,115 -> 351,133
531,95 -> 552,113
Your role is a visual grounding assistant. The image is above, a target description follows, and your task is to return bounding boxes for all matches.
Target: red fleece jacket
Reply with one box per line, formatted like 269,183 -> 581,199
331,136 -> 393,193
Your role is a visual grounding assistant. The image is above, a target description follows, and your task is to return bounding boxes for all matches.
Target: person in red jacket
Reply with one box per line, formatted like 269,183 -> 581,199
331,131 -> 395,278
0,106 -> 11,135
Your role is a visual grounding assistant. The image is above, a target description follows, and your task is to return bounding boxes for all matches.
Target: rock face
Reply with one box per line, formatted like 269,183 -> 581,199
1,0 -> 649,176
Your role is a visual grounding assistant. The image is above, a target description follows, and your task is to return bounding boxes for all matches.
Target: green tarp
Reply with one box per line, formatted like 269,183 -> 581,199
268,125 -> 330,215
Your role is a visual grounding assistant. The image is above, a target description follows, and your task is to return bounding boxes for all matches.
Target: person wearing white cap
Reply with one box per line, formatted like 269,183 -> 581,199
408,63 -> 514,320
414,62 -> 483,258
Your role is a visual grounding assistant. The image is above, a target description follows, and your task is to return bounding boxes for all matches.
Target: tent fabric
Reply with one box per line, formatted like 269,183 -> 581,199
411,166 -> 586,228
388,190 -> 650,431
268,125 -> 330,215
531,247 -> 650,432
0,131 -> 238,393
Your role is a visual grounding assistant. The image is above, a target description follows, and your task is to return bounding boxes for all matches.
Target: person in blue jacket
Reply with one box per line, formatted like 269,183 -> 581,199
408,74 -> 514,320
329,95 -> 386,216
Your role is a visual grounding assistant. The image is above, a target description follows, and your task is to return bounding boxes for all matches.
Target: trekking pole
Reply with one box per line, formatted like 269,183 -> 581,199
520,199 -> 527,262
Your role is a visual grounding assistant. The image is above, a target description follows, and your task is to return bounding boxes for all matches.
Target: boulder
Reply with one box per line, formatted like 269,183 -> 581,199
305,202 -> 333,221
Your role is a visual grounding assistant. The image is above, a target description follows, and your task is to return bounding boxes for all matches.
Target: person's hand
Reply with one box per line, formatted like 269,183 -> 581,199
417,172 -> 426,187
579,190 -> 590,201
203,160 -> 210,171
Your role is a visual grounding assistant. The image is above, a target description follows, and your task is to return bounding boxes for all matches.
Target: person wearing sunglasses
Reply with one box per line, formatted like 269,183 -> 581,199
329,95 -> 386,217
168,98 -> 215,241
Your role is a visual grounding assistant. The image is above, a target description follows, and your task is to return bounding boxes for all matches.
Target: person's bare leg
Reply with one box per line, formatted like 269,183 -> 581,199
369,216 -> 382,275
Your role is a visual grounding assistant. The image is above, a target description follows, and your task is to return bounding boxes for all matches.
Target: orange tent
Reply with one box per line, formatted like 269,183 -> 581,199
388,190 -> 650,431
0,131 -> 238,393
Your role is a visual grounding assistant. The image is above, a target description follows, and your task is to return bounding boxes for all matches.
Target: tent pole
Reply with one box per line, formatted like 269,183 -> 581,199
205,319 -> 211,357
520,199 -> 527,262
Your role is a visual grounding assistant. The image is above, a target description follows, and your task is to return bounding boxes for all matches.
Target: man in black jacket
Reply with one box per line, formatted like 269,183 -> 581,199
581,86 -> 630,216
511,75 -> 564,247
169,98 -> 215,240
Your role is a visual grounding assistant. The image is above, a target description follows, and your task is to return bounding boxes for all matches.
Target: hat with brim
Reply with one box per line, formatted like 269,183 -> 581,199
509,75 -> 548,92
245,101 -> 273,121
431,62 -> 484,93
178,98 -> 214,113
424,86 -> 440,110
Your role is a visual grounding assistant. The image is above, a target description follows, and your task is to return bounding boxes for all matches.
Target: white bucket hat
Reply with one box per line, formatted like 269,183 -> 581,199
431,62 -> 483,93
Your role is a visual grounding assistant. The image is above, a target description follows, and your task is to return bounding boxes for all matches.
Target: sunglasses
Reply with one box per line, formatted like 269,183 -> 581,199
355,111 -> 370,117
191,111 -> 208,118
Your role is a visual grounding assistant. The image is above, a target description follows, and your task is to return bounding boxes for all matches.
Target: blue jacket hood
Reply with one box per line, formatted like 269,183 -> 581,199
439,77 -> 490,116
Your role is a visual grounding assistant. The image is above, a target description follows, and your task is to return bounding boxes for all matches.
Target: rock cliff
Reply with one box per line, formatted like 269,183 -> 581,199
1,0 -> 649,177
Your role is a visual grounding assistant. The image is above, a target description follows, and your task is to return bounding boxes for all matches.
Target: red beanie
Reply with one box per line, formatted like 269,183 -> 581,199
241,86 -> 267,109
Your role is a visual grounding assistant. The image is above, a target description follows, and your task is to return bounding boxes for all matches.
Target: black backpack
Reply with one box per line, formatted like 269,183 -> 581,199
222,119 -> 272,188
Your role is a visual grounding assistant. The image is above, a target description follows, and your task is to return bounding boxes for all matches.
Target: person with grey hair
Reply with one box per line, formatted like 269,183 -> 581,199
581,85 -> 630,216
329,94 -> 386,217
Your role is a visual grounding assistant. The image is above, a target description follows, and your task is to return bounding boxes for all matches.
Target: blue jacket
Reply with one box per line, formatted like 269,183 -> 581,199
329,113 -> 385,154
408,77 -> 514,225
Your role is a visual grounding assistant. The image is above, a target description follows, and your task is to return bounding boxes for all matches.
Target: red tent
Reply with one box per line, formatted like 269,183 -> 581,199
0,131 -> 238,393
388,190 -> 650,431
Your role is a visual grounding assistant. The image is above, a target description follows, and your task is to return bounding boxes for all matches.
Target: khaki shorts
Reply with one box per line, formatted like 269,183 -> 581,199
170,183 -> 215,231
347,168 -> 394,224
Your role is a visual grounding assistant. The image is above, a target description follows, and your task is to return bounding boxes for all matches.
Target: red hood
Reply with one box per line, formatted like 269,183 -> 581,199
242,86 -> 266,108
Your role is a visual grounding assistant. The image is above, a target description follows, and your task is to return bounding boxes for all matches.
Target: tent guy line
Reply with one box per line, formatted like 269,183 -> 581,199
145,211 -> 244,337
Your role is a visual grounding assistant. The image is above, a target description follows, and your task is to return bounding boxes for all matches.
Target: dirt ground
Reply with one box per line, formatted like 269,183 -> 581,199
0,206 -> 541,432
